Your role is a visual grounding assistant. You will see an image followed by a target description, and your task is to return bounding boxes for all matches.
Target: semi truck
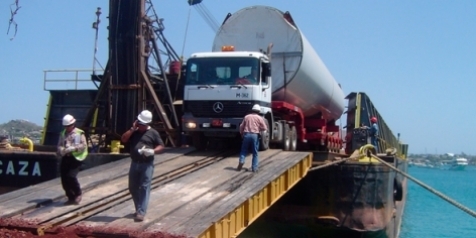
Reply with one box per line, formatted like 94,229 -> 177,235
182,5 -> 346,151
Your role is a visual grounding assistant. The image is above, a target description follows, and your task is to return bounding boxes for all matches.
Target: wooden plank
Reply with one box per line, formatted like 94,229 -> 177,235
0,147 -> 195,218
18,173 -> 131,223
175,153 -> 300,228
0,147 -> 194,204
141,150 -> 287,235
167,152 -> 310,237
136,149 -> 280,228
1,148 -> 310,238
31,150 -> 211,226
0,147 -> 195,203
75,149 -> 280,234
60,150 -> 225,228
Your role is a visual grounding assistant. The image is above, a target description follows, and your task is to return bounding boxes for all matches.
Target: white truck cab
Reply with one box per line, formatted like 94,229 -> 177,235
182,47 -> 272,150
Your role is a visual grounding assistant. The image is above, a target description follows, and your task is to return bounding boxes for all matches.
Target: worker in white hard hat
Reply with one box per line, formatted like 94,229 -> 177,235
237,104 -> 268,173
121,109 -> 164,222
56,114 -> 88,205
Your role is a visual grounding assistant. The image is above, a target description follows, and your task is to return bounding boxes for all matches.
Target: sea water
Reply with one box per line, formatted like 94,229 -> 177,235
400,166 -> 476,238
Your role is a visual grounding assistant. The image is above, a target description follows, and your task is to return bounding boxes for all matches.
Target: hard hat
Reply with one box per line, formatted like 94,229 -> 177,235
252,104 -> 261,112
62,114 -> 76,126
370,117 -> 377,123
137,110 -> 153,124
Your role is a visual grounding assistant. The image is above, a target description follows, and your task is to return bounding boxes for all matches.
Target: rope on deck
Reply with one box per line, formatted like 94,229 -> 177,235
308,152 -> 366,172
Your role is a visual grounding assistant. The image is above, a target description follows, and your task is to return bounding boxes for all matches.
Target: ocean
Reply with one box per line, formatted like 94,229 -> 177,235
400,166 -> 476,238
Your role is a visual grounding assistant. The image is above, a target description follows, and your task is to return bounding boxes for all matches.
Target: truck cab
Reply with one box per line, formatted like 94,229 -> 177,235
182,47 -> 272,150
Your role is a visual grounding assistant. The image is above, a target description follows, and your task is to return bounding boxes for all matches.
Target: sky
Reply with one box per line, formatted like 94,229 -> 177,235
1,0 -> 475,155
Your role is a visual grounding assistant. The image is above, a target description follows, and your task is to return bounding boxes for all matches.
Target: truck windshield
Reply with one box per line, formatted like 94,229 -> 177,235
185,57 -> 260,86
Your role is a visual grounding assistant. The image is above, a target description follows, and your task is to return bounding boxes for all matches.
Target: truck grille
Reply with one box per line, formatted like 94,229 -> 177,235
186,101 -> 252,117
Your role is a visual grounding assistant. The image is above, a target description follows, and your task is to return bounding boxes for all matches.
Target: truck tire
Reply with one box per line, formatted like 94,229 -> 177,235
290,125 -> 297,151
259,119 -> 270,151
282,124 -> 290,151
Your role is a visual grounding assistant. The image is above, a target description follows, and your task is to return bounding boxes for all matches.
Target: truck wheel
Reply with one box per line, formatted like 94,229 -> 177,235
282,124 -> 290,151
192,132 -> 207,151
259,119 -> 270,151
290,125 -> 297,151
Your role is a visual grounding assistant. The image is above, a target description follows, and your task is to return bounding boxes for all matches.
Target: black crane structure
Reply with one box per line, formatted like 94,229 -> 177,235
81,0 -> 184,148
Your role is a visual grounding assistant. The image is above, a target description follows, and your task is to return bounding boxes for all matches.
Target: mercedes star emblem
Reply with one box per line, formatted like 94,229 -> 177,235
213,102 -> 224,113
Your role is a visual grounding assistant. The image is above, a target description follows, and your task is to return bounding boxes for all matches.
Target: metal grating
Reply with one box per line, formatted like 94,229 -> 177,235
186,101 -> 253,118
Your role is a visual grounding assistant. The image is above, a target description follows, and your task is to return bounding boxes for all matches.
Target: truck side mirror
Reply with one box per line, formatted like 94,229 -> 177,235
261,63 -> 271,89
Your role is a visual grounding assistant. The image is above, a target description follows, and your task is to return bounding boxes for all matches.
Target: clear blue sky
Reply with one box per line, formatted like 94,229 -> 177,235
1,0 -> 475,155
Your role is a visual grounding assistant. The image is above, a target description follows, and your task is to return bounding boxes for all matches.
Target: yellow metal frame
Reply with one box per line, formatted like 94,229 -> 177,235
40,95 -> 53,145
199,153 -> 313,238
355,93 -> 362,129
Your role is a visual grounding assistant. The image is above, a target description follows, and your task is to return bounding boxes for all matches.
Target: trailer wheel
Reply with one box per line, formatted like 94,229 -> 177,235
282,124 -> 290,151
259,119 -> 270,151
290,125 -> 297,151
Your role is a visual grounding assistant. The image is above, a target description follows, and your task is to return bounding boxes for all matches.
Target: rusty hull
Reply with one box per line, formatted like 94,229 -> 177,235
267,155 -> 407,235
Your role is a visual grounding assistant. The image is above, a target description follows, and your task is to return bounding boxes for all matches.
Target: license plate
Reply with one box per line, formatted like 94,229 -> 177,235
211,119 -> 223,127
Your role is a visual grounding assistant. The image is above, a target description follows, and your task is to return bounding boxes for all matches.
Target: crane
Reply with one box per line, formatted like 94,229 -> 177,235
81,0 -> 183,148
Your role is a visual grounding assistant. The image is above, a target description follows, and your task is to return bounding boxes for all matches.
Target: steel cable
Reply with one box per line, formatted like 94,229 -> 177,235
310,145 -> 476,218
368,153 -> 476,219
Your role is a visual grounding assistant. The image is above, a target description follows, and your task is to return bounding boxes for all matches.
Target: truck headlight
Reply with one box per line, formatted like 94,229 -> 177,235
223,123 -> 231,128
202,123 -> 210,128
185,122 -> 197,129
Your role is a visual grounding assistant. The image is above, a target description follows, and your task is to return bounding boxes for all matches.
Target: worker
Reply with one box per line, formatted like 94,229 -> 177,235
368,116 -> 379,151
56,114 -> 88,205
121,110 -> 164,222
244,66 -> 259,84
237,104 -> 268,173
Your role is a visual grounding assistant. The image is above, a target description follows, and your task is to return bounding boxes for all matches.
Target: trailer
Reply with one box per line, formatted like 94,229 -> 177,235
182,6 -> 345,152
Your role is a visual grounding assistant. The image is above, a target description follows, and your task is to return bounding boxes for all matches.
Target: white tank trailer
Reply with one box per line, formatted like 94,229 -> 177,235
212,5 -> 345,120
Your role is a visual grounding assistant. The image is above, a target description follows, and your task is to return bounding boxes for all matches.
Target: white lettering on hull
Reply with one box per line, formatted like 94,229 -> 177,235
0,160 -> 42,176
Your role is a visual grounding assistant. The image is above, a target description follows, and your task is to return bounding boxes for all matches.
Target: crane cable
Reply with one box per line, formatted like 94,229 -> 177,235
187,0 -> 219,33
194,3 -> 219,32
357,144 -> 476,219
181,7 -> 192,59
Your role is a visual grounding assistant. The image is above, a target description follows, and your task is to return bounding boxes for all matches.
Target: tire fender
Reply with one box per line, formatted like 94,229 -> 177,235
393,177 -> 403,201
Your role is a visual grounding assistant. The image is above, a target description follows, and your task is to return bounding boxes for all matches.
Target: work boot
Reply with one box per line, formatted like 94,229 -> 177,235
237,162 -> 244,171
134,214 -> 145,222
74,195 -> 82,205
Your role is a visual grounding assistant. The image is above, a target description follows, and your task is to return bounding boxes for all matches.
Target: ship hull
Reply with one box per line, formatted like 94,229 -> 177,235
450,165 -> 466,171
245,154 -> 408,238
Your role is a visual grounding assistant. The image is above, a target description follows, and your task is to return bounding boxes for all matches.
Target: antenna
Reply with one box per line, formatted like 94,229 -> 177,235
92,7 -> 102,79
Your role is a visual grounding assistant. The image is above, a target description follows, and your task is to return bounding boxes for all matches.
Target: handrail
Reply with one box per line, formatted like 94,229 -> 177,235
43,69 -> 104,91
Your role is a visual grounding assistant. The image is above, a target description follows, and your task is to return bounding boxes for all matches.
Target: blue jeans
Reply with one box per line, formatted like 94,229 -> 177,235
128,161 -> 154,216
239,133 -> 259,171
371,137 -> 379,152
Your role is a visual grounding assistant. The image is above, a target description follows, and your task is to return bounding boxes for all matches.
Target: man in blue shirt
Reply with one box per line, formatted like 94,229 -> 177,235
369,116 -> 379,151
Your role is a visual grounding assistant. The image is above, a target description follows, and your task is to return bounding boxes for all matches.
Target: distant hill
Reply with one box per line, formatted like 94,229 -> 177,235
0,120 -> 43,142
